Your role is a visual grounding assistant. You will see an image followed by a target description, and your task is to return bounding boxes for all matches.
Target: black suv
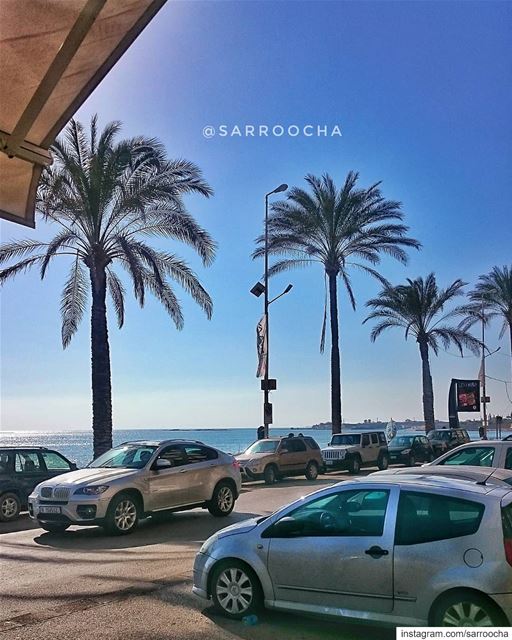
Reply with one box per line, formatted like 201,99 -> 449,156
426,428 -> 470,456
388,434 -> 435,466
0,447 -> 77,522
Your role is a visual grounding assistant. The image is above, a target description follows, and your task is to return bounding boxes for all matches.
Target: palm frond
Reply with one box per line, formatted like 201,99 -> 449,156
106,268 -> 125,328
61,254 -> 88,348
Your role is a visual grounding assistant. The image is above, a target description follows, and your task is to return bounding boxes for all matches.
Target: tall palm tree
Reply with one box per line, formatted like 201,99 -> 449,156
458,266 -> 512,382
364,274 -> 481,432
0,116 -> 216,457
253,172 -> 420,434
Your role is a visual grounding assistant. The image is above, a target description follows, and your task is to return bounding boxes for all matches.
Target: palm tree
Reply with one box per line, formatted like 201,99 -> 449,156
253,172 -> 420,434
0,116 -> 216,457
364,274 -> 481,432
458,266 -> 512,382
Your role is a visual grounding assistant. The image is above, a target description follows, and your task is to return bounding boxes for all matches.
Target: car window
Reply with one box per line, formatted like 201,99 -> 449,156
15,452 -> 42,473
330,434 -> 360,446
395,491 -> 484,545
371,434 -> 379,444
378,433 -> 387,445
389,436 -> 414,447
158,445 -> 187,467
90,445 -> 157,469
505,447 -> 512,470
244,440 -> 278,454
439,446 -> 495,467
304,437 -> 320,450
0,451 -> 13,473
41,451 -> 71,471
291,439 -> 307,453
362,434 -> 370,446
183,445 -> 218,463
266,489 -> 390,538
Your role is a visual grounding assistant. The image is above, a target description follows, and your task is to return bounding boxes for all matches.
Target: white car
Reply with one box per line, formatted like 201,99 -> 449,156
426,440 -> 512,470
29,440 -> 242,535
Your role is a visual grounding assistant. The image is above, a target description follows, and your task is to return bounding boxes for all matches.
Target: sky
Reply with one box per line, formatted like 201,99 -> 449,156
1,0 -> 511,431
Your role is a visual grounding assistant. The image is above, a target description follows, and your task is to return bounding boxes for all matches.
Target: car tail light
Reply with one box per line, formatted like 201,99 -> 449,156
502,502 -> 512,567
232,460 -> 240,470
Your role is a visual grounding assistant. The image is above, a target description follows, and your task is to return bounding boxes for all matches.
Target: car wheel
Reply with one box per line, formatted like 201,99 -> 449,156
105,493 -> 140,535
432,591 -> 506,627
207,482 -> 236,517
0,493 -> 21,522
408,454 -> 416,467
348,456 -> 361,474
377,454 -> 389,471
263,464 -> 278,484
40,523 -> 69,534
305,461 -> 319,481
211,560 -> 263,620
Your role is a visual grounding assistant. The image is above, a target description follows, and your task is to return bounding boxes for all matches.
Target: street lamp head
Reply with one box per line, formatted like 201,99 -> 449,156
284,283 -> 293,294
273,183 -> 288,194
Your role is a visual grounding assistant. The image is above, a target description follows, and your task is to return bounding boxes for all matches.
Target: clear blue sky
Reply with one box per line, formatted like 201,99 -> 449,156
1,0 -> 511,430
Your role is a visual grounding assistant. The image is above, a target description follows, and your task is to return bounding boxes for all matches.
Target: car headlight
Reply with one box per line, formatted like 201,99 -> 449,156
74,485 -> 110,495
200,534 -> 219,555
248,459 -> 263,470
402,449 -> 411,455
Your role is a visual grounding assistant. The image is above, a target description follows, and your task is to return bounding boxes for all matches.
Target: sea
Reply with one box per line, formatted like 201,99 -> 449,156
0,428 -> 337,467
0,425 -> 486,468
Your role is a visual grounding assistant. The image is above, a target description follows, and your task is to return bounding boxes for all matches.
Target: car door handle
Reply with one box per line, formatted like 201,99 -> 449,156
179,469 -> 188,473
365,545 -> 389,559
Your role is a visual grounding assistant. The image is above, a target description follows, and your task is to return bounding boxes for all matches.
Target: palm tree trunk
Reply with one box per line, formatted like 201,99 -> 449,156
418,339 -> 435,433
328,271 -> 342,434
90,268 -> 113,458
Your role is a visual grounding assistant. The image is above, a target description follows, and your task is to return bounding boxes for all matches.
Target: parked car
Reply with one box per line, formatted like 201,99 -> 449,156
427,439 -> 512,470
0,447 -> 77,522
388,434 -> 435,466
193,476 -> 512,626
426,428 -> 470,456
236,435 -> 323,484
372,465 -> 512,487
321,431 -> 388,474
28,440 -> 241,535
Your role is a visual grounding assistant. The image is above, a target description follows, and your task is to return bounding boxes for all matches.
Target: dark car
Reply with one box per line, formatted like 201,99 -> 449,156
426,428 -> 470,456
388,434 -> 435,466
0,447 -> 77,522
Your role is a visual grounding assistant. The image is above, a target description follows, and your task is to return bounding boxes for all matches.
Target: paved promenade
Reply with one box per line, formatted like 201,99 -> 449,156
0,474 -> 393,640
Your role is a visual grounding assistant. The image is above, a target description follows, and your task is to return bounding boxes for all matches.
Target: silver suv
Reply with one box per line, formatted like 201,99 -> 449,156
322,431 -> 389,474
28,440 -> 242,535
193,476 -> 512,626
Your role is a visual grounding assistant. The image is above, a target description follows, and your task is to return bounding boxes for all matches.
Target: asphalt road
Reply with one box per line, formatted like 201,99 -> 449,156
0,473 -> 394,640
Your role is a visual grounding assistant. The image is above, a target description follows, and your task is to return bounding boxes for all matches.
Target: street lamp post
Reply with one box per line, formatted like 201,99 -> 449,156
258,183 -> 288,438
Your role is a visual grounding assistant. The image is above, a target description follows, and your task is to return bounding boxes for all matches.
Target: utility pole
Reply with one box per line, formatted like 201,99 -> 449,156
481,300 -> 488,438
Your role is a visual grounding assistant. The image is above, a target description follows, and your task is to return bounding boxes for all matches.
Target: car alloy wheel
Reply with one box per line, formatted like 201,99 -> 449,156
114,500 -> 137,531
305,461 -> 319,480
264,465 -> 278,484
212,561 -> 262,619
208,482 -> 236,517
440,600 -> 500,627
0,493 -> 21,522
217,486 -> 234,513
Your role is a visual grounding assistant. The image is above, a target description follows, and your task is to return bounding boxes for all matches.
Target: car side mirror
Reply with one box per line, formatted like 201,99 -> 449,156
70,463 -> 78,471
153,458 -> 172,471
267,517 -> 304,538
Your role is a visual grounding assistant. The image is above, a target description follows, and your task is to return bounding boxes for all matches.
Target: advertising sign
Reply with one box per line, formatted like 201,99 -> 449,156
456,379 -> 480,412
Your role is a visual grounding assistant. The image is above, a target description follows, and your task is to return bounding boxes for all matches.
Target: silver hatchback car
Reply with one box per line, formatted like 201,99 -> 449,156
29,440 -> 241,535
193,476 -> 512,626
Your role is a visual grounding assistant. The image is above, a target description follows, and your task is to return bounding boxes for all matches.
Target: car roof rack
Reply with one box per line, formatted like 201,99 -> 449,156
0,445 -> 49,450
117,439 -> 205,447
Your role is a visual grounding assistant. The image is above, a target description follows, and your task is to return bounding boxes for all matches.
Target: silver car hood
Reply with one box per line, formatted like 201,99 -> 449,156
39,467 -> 140,488
217,517 -> 260,539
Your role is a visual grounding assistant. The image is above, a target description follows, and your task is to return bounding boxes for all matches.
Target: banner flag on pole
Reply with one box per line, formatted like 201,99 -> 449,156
478,359 -> 485,385
256,315 -> 267,378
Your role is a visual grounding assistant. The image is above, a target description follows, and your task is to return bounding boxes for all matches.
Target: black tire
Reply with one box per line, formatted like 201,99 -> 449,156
264,464 -> 278,485
305,461 -> 319,481
408,454 -> 416,467
377,454 -> 389,471
207,481 -> 236,517
105,492 -> 140,535
348,456 -> 361,475
432,591 -> 506,627
40,523 -> 69,534
211,560 -> 263,620
0,492 -> 21,522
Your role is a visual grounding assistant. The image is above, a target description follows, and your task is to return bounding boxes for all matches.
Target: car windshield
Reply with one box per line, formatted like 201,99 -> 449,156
389,436 -> 415,447
330,434 -> 360,446
427,431 -> 450,441
88,445 -> 157,469
244,440 -> 279,454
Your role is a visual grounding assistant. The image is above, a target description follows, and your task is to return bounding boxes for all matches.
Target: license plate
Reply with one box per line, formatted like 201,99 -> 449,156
326,460 -> 334,465
39,506 -> 61,514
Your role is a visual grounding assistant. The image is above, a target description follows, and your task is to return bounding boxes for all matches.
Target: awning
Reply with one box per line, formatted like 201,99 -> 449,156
0,0 -> 166,227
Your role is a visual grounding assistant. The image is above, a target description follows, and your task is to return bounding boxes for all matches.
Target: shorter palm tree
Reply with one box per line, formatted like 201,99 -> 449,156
458,266 -> 512,382
364,274 -> 481,432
